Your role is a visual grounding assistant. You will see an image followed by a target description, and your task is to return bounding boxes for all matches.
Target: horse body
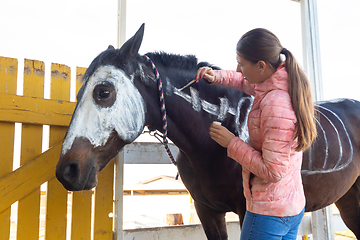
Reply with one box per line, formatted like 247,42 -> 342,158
303,99 -> 360,209
302,99 -> 360,236
56,24 -> 360,239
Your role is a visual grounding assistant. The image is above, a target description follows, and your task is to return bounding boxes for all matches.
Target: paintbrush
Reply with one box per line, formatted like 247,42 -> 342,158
178,68 -> 212,91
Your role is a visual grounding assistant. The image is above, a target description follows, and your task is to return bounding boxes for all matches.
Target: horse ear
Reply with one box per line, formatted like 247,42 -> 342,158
107,45 -> 115,50
118,23 -> 145,60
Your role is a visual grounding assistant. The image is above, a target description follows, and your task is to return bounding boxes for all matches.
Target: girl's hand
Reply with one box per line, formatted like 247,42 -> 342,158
195,67 -> 215,83
209,123 -> 235,148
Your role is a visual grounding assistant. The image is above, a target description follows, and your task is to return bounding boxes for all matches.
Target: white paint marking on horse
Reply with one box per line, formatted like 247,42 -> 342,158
317,108 -> 342,166
301,102 -> 353,175
173,87 -> 253,142
304,112 -> 326,170
165,77 -> 173,96
174,86 -> 192,102
218,98 -> 229,121
139,63 -> 150,83
235,97 -> 253,143
313,115 -> 329,169
173,85 -> 353,174
131,63 -> 155,84
317,105 -> 353,169
317,98 -> 355,104
175,87 -> 232,117
62,65 -> 146,155
190,87 -> 201,112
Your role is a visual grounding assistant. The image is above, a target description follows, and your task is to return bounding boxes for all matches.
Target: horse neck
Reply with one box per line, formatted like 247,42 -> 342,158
151,73 -> 209,154
165,95 -> 213,155
142,56 -> 252,160
154,74 -> 245,159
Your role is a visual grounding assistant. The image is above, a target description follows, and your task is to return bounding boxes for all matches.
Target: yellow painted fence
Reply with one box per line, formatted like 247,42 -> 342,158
0,56 -> 114,240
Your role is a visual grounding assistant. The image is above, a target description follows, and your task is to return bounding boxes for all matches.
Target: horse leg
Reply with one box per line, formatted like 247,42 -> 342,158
194,201 -> 228,240
334,177 -> 360,239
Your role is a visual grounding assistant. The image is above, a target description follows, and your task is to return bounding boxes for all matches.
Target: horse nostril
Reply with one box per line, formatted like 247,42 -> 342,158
62,162 -> 80,183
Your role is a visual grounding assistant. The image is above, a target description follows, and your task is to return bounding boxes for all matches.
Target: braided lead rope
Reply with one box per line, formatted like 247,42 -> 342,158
143,55 -> 177,166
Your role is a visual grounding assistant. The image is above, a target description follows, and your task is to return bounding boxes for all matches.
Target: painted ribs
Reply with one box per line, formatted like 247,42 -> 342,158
302,102 -> 354,175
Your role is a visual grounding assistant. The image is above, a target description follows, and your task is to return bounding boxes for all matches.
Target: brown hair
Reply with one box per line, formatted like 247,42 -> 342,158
236,28 -> 317,151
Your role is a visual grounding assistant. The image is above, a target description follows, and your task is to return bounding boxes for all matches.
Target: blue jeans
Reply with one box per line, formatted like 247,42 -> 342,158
240,208 -> 305,240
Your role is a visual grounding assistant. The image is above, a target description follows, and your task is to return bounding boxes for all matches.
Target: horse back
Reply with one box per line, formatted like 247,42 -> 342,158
302,99 -> 360,210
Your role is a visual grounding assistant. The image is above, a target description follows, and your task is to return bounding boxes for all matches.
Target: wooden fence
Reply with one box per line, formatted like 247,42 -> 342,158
0,56 -> 114,240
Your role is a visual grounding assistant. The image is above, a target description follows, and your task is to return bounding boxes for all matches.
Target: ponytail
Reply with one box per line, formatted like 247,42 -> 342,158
282,48 -> 317,151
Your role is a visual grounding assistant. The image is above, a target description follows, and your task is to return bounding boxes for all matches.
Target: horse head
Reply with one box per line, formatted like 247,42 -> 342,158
56,23 -> 252,192
56,24 -> 152,191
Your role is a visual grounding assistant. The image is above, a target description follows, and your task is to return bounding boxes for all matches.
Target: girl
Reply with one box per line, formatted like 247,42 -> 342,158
196,28 -> 317,240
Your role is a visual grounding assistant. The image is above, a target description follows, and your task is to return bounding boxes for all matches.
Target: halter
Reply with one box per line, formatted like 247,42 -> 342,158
143,55 -> 177,166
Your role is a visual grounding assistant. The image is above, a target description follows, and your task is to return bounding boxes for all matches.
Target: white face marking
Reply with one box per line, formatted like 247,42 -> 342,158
62,65 -> 146,155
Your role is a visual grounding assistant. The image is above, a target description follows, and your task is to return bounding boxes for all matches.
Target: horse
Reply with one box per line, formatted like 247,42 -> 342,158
55,24 -> 360,239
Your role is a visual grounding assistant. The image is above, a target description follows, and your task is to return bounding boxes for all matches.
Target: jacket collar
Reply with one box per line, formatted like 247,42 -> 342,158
253,62 -> 288,94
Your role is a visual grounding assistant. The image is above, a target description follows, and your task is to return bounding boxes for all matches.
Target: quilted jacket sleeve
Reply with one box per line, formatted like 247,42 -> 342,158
227,90 -> 297,183
211,70 -> 256,96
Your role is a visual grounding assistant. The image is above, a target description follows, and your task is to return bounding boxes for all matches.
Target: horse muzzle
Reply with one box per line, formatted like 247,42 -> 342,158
56,132 -> 124,191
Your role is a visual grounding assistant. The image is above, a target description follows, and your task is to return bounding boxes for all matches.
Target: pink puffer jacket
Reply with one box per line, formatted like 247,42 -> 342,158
212,64 -> 305,217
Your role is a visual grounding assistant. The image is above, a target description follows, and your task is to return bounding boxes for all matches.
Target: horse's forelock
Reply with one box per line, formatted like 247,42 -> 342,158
83,49 -> 119,83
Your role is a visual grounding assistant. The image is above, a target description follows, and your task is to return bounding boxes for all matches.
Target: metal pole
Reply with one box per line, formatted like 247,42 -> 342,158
301,0 -> 324,101
117,0 -> 127,48
311,207 -> 335,240
300,0 -> 333,239
114,2 -> 126,239
114,149 -> 125,240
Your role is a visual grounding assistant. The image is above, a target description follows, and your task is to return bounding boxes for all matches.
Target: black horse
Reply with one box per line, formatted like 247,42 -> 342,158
56,24 -> 360,239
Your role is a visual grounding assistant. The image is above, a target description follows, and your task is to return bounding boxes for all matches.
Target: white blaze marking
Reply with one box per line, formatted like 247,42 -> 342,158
62,65 -> 146,155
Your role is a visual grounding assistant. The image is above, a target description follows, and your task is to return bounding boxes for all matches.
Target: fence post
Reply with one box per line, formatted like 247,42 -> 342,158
311,207 -> 334,240
0,56 -> 18,240
17,59 -> 44,240
114,150 -> 125,240
45,62 -> 71,240
300,0 -> 334,239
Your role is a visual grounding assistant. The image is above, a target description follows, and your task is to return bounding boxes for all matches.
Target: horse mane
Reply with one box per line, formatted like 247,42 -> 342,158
145,51 -> 221,71
83,50 -> 221,84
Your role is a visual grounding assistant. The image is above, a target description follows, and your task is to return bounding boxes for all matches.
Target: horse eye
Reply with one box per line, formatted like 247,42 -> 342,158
98,89 -> 110,99
93,82 -> 116,107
